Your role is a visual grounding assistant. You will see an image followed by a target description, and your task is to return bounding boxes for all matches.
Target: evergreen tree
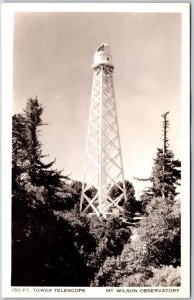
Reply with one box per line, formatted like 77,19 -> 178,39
24,98 -> 65,190
123,180 -> 140,221
12,97 -> 68,210
109,180 -> 139,221
136,112 -> 181,201
12,113 -> 30,194
150,147 -> 181,199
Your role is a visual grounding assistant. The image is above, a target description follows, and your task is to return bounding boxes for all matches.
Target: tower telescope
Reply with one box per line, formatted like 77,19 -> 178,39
80,43 -> 127,219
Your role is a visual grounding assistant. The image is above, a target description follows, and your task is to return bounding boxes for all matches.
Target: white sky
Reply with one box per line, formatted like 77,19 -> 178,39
13,12 -> 181,198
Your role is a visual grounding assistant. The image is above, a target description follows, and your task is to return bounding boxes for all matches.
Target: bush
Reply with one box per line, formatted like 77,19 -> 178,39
138,197 -> 181,267
92,196 -> 181,287
146,265 -> 181,286
122,265 -> 181,287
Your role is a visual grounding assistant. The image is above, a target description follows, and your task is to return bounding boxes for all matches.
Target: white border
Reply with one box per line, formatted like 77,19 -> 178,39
1,3 -> 190,298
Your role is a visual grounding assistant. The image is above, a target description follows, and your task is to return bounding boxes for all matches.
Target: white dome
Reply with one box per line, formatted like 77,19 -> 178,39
96,43 -> 111,55
93,43 -> 113,68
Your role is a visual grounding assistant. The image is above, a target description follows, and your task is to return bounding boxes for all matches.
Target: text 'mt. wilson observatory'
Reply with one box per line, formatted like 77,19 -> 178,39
80,43 -> 127,219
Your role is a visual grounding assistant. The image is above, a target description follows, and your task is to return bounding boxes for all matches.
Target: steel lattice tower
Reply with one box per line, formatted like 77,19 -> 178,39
80,43 -> 126,219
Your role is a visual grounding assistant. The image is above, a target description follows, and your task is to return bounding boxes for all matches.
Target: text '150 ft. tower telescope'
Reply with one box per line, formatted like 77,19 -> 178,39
80,43 -> 126,219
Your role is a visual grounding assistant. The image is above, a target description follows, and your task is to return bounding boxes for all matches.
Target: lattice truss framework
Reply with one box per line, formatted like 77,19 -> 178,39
80,65 -> 126,218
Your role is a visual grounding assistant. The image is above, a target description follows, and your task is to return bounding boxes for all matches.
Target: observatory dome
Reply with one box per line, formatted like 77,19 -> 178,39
93,43 -> 113,68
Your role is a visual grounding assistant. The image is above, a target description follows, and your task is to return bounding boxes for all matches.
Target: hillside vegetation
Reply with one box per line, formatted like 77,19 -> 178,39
12,98 -> 181,286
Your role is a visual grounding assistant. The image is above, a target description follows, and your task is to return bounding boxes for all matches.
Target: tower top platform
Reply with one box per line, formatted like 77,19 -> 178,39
93,43 -> 113,68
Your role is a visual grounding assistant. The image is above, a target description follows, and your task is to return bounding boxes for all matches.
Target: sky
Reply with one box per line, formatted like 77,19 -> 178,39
13,12 -> 181,198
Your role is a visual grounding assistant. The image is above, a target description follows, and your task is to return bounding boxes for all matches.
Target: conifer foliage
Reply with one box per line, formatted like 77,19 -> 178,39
150,147 -> 181,199
12,98 -> 67,209
108,180 -> 140,221
137,112 -> 181,201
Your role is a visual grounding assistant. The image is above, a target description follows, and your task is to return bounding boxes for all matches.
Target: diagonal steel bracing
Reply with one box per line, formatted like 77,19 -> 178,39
80,53 -> 126,219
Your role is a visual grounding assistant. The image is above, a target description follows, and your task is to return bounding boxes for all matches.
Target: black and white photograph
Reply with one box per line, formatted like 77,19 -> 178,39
1,3 -> 190,298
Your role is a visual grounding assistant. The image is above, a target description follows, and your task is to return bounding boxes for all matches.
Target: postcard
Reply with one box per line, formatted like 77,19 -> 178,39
1,3 -> 190,298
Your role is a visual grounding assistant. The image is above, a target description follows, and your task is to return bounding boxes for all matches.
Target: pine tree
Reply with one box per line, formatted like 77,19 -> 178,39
136,112 -> 181,201
24,98 -> 65,189
12,97 -> 70,212
12,113 -> 30,192
151,112 -> 181,199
